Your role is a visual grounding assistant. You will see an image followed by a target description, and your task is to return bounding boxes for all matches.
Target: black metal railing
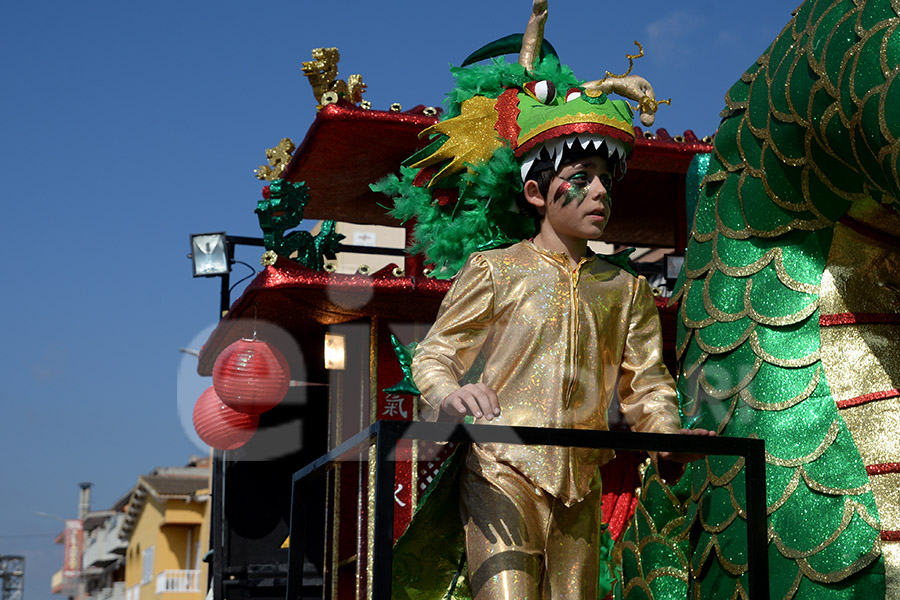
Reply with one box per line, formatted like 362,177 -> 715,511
287,421 -> 768,600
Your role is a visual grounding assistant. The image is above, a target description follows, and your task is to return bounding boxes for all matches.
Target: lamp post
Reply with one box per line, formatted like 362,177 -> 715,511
188,232 -> 266,600
189,233 -> 265,317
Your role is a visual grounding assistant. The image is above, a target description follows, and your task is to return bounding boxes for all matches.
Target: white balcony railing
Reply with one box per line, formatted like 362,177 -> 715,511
85,582 -> 126,600
155,570 -> 201,594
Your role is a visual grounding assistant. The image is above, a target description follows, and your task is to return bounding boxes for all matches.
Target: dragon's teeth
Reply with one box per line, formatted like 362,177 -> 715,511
520,158 -> 535,181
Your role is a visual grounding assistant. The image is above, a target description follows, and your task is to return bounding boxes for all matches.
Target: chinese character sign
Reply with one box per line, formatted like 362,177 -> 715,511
62,520 -> 83,579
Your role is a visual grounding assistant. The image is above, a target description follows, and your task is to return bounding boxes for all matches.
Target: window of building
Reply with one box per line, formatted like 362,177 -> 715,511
140,545 -> 154,585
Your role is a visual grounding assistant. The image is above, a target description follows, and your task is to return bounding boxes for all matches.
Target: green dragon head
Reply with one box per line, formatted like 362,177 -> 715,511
412,80 -> 635,190
373,17 -> 663,277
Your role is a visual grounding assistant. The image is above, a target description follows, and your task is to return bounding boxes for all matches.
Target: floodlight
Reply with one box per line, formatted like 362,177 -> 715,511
190,233 -> 230,277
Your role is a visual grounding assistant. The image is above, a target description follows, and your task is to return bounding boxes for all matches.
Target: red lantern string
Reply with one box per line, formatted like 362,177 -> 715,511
212,338 -> 290,415
192,386 -> 259,450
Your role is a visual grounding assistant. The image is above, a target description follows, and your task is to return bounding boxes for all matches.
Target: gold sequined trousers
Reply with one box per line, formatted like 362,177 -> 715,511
460,444 -> 603,599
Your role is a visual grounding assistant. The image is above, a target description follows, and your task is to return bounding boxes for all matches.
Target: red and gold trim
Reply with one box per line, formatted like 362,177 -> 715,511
820,312 -> 900,327
836,389 -> 900,409
839,214 -> 900,248
515,116 -> 634,157
867,463 -> 900,476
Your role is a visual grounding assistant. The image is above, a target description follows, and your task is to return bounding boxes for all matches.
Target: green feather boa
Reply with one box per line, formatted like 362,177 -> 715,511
372,57 -> 581,277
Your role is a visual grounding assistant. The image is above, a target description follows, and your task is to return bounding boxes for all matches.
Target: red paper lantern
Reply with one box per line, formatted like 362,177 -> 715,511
212,338 -> 290,415
193,386 -> 259,450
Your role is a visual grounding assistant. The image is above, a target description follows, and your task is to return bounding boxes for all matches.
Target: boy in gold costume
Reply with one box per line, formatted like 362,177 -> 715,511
378,4 -> 713,597
411,135 -> 712,599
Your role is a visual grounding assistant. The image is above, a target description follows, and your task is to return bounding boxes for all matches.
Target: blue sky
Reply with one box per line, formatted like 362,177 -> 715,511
0,2 -> 793,598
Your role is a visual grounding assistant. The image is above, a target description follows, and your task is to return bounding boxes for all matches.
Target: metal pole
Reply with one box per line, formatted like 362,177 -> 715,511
211,451 -> 226,600
192,234 -> 265,599
370,422 -> 398,599
744,439 -> 770,600
218,239 -> 234,317
285,476 -> 305,600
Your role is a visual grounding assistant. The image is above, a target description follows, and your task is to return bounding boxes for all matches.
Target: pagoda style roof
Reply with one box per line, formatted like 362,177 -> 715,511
280,101 -> 438,227
281,101 -> 711,247
197,102 -> 710,373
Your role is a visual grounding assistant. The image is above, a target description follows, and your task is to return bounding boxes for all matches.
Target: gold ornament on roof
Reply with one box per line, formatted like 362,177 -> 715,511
260,250 -> 278,267
254,138 -> 295,181
301,47 -> 367,110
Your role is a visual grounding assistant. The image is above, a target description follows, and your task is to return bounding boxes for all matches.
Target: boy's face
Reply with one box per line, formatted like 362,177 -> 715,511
541,156 -> 613,241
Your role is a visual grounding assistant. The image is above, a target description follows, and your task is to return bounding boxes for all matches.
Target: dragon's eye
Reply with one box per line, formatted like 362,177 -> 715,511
523,80 -> 557,104
565,88 -> 582,103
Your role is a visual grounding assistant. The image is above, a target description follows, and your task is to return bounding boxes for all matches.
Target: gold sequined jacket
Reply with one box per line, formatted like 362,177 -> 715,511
412,241 -> 682,505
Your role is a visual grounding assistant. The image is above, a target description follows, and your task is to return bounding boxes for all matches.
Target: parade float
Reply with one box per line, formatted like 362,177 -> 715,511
192,35 -> 712,600
191,0 -> 900,597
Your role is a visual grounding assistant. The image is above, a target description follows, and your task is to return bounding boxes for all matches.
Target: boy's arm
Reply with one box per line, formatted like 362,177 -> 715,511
412,254 -> 495,422
616,276 -> 682,434
617,277 -> 714,481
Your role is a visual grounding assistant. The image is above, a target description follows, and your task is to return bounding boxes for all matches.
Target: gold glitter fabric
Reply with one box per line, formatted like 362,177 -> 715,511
820,199 -> 900,596
884,543 -> 900,600
459,444 -> 603,599
412,240 -> 682,506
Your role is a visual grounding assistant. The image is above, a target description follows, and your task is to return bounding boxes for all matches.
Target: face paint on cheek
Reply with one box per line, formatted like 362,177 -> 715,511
553,181 -> 571,203
559,182 -> 590,206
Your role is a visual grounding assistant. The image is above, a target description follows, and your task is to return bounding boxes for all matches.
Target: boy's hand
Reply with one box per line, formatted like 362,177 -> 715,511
658,428 -> 717,464
441,383 -> 501,421
655,428 -> 716,484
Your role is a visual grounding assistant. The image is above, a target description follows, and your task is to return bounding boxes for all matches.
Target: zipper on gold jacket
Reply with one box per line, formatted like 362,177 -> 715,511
563,258 -> 589,409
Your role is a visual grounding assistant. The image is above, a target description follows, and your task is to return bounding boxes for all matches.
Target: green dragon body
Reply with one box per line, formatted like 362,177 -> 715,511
621,1 -> 900,598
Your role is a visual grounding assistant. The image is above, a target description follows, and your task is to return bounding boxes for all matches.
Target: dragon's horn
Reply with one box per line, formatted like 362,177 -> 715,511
519,0 -> 549,70
461,33 -> 558,68
584,75 -> 662,127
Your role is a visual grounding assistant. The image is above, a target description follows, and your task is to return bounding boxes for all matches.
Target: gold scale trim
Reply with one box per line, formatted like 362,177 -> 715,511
697,274 -> 819,328
739,365 -> 821,412
795,535 -> 882,583
682,240 -> 820,296
765,418 -> 839,467
748,330 -> 820,368
770,499 -> 880,559
622,576 -> 654,598
693,534 -> 748,576
673,3 -> 900,592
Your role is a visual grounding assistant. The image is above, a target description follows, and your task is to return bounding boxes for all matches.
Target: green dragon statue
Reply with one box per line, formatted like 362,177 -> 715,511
621,1 -> 900,598
255,179 -> 344,271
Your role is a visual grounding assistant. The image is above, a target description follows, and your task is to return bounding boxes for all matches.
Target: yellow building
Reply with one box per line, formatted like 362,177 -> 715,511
121,463 -> 210,600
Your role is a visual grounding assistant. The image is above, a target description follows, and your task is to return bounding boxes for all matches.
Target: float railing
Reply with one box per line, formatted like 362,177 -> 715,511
287,420 -> 768,600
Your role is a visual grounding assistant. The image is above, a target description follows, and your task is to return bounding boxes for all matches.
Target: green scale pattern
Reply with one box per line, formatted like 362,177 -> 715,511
619,1 -> 900,598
